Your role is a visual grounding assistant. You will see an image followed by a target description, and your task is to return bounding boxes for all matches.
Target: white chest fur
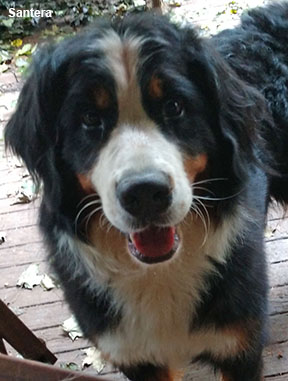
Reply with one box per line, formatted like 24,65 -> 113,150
73,210 -> 247,369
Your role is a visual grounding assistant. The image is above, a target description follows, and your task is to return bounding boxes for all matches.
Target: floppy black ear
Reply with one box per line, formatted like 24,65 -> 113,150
5,44 -> 67,205
182,30 -> 271,179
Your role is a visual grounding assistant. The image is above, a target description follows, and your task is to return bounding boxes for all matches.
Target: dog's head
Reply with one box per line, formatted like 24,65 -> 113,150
5,14 -> 267,265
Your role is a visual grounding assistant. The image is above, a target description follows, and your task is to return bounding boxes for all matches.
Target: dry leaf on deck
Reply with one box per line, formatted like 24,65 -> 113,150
82,347 -> 106,373
62,315 -> 83,341
17,264 -> 43,289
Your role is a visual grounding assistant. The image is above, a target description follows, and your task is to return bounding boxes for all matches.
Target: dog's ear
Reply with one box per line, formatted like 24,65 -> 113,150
182,30 -> 270,179
5,44 -> 67,204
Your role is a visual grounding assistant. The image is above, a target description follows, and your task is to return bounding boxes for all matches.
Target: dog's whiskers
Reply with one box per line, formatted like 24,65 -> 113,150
192,186 -> 216,196
192,181 -> 244,202
191,197 -> 211,247
75,199 -> 102,232
83,205 -> 103,235
76,193 -> 100,208
192,178 -> 228,186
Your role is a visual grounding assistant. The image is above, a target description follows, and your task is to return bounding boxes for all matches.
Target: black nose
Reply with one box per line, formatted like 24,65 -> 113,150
116,170 -> 172,219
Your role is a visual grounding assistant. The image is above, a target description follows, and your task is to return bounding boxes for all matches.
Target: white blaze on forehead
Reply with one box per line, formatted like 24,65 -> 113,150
90,122 -> 193,233
98,30 -> 146,122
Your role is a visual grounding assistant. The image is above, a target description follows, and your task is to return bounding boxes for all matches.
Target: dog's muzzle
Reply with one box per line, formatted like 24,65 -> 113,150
116,169 -> 172,221
116,170 -> 179,264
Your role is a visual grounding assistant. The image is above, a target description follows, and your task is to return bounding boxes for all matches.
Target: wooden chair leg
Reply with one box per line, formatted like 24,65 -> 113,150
0,299 -> 56,364
0,338 -> 7,355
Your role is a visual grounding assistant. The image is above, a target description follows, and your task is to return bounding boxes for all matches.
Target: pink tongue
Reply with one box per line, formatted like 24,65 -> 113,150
132,226 -> 175,258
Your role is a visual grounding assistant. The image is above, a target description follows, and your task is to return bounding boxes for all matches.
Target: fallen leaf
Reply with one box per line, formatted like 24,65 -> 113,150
0,63 -> 9,73
0,49 -> 11,62
11,179 -> 38,204
59,362 -> 80,371
17,264 -> 43,289
265,227 -> 275,238
16,43 -> 32,57
15,57 -> 28,68
40,274 -> 56,291
11,39 -> 23,48
2,19 -> 14,28
82,347 -> 106,373
62,315 -> 83,341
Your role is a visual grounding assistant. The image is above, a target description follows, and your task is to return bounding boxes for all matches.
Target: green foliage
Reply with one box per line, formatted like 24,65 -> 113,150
0,1 -> 136,42
0,1 -> 139,74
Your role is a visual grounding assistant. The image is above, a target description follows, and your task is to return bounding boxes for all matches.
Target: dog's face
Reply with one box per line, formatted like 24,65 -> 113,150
71,28 -> 211,264
5,15 -> 265,265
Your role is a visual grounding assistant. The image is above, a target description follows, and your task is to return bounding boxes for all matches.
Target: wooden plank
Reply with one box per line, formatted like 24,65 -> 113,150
0,354 -> 113,381
266,214 -> 288,241
5,325 -> 90,360
0,180 -> 26,199
0,338 -> 7,355
263,341 -> 288,377
265,376 -> 288,380
0,287 -> 64,310
0,242 -> 46,268
28,326 -> 90,355
5,341 -> 285,381
0,261 -> 48,290
0,300 -> 57,364
0,171 -> 29,186
270,313 -> 288,344
269,262 -> 288,288
269,285 -> 288,315
0,197 -> 40,215
53,351 -> 124,380
0,225 -> 42,249
266,239 -> 288,264
19,301 -> 71,331
0,208 -> 39,231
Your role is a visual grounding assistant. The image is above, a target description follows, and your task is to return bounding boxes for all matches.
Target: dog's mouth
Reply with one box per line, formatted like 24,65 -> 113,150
127,226 -> 180,264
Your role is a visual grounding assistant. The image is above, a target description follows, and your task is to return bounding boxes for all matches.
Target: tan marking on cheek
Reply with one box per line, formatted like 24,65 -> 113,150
184,153 -> 208,183
220,372 -> 234,381
180,211 -> 211,255
88,212 -> 132,265
94,87 -> 111,109
149,76 -> 163,99
77,173 -> 94,193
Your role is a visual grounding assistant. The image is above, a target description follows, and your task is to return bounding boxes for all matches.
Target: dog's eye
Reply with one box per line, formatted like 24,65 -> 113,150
163,99 -> 184,119
82,112 -> 103,130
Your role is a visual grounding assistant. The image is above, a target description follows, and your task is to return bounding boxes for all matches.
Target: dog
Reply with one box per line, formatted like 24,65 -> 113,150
5,2 -> 288,380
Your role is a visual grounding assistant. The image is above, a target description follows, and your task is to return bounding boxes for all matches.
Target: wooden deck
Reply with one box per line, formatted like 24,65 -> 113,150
1,1 -> 288,379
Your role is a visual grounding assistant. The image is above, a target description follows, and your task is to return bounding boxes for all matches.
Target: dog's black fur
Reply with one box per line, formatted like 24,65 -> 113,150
5,2 -> 288,380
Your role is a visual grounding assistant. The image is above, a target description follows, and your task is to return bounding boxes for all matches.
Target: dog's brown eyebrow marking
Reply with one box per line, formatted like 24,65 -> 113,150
149,75 -> 163,99
94,87 -> 111,109
77,173 -> 94,193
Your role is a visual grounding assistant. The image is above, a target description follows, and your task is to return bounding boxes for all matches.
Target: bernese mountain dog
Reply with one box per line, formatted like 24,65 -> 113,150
5,2 -> 288,380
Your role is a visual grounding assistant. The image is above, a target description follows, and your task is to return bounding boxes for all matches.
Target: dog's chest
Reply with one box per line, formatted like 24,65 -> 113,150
81,212 -> 245,368
98,265 -> 198,367
96,258 -> 240,369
